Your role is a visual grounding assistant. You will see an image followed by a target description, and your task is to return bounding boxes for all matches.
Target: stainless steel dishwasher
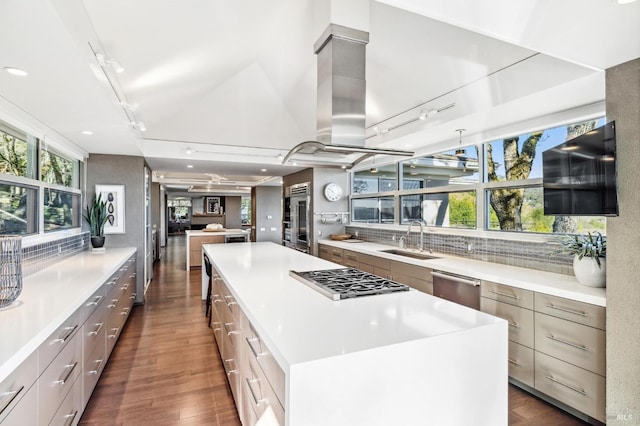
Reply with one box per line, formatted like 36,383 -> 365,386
431,270 -> 481,310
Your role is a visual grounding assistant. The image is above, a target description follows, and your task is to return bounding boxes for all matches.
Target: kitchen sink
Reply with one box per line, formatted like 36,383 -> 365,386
380,249 -> 439,260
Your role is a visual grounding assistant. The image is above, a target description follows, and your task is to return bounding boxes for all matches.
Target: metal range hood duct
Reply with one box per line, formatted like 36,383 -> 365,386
282,24 -> 413,169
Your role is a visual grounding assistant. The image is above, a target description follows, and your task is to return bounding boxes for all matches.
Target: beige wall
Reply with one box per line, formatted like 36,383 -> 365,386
606,57 -> 640,424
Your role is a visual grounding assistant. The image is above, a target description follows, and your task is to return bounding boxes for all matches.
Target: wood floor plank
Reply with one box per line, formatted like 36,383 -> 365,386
80,235 -> 588,425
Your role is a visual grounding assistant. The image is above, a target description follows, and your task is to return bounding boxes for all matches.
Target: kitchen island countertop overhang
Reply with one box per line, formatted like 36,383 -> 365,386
202,241 -> 508,425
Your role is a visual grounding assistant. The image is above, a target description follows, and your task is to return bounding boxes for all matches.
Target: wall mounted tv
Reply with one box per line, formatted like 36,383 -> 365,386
543,121 -> 618,216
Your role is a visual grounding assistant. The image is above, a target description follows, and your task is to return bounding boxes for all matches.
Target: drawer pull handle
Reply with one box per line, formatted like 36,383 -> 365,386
108,299 -> 118,309
121,284 -> 129,290
86,295 -> 103,306
246,337 -> 266,359
55,362 -> 78,385
63,410 -> 78,426
546,333 -> 588,351
89,359 -> 104,375
108,328 -> 119,339
224,359 -> 238,376
346,255 -> 357,261
545,303 -> 587,317
489,289 -> 518,300
246,378 -> 266,406
507,358 -> 519,366
0,385 -> 24,415
507,321 -> 519,329
54,325 -> 78,344
223,295 -> 237,306
130,294 -> 136,300
545,374 -> 587,396
223,322 -> 239,336
88,322 -> 104,336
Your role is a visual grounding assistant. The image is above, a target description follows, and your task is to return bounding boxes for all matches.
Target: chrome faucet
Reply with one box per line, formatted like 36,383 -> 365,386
407,221 -> 424,252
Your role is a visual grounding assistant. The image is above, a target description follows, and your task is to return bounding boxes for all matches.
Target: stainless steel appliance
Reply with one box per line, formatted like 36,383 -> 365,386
284,183 -> 310,253
290,268 -> 410,300
431,270 -> 480,310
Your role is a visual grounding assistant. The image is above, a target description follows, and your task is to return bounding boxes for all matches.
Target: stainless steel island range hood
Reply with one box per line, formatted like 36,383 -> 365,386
282,24 -> 413,169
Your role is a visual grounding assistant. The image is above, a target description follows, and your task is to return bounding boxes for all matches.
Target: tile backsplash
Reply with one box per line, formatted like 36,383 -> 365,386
22,232 -> 90,276
345,226 -> 573,275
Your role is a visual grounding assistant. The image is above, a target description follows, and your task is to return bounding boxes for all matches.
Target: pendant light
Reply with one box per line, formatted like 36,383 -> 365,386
455,129 -> 466,157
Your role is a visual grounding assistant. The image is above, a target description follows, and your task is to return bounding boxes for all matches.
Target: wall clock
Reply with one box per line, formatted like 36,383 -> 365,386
323,182 -> 343,202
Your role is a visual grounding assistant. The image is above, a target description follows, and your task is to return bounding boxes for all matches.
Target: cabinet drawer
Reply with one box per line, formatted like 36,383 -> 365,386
82,341 -> 106,407
508,341 -> 534,387
535,351 -> 605,422
245,350 -> 285,425
481,298 -> 534,348
535,312 -> 605,376
408,277 -> 433,295
390,261 -> 432,282
0,351 -> 37,423
83,305 -> 106,366
481,281 -> 534,309
38,330 -> 82,425
359,253 -> 390,271
39,311 -> 82,374
535,293 -> 605,330
342,250 -> 359,264
80,285 -> 105,324
245,325 -> 285,408
50,377 -> 82,426
0,379 -> 37,425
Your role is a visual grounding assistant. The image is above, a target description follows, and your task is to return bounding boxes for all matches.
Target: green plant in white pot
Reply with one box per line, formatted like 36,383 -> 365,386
557,231 -> 606,287
84,193 -> 108,249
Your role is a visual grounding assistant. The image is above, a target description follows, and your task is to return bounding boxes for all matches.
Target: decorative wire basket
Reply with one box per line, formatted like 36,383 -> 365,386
0,236 -> 22,308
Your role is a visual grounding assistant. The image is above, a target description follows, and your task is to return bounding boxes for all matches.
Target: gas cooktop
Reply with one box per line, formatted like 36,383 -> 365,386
289,268 -> 410,301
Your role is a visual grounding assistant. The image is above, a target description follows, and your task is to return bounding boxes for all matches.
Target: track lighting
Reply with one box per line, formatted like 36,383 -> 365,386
95,53 -> 124,73
455,129 -> 466,157
131,121 -> 146,132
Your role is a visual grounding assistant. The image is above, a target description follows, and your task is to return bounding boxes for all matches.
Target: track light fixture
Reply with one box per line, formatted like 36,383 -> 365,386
455,129 -> 466,157
95,53 -> 124,73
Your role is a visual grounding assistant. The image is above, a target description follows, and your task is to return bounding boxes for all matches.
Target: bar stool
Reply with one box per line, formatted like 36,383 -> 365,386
203,252 -> 213,323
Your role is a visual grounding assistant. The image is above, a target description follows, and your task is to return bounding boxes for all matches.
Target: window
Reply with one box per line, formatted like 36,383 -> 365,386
0,182 -> 38,234
43,189 -> 81,231
0,119 -> 83,236
351,197 -> 394,223
485,118 -> 606,234
41,148 -> 80,188
349,116 -> 608,235
241,196 -> 251,225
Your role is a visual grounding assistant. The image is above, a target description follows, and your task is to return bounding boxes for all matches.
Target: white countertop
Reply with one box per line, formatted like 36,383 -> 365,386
319,239 -> 606,307
0,247 -> 136,383
185,229 -> 248,237
203,242 -> 504,371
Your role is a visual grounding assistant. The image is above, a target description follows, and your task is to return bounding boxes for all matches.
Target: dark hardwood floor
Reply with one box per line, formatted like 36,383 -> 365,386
80,235 -> 587,425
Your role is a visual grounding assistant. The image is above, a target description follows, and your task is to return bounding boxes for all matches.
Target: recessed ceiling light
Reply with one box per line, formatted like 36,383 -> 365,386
260,168 -> 267,172
186,147 -> 193,155
3,67 -> 28,77
187,165 -> 194,169
81,130 -> 93,135
617,0 -> 637,4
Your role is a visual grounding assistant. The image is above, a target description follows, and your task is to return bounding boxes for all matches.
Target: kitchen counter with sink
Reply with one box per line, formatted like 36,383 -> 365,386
203,241 -> 507,425
318,239 -> 606,307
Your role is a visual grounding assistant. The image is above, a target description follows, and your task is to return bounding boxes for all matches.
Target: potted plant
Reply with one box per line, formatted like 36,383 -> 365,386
556,231 -> 606,287
84,193 -> 108,249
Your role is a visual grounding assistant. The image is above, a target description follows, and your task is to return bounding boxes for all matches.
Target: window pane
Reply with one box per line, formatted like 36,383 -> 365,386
241,196 -> 251,225
487,187 -> 606,234
353,164 -> 397,194
400,191 -> 476,228
0,123 -> 37,179
43,189 -> 80,231
351,197 -> 394,223
40,148 -> 79,188
485,118 -> 606,182
401,147 -> 479,188
0,182 -> 38,234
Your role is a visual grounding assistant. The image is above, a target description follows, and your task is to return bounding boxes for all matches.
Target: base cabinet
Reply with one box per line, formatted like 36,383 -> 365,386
210,265 -> 285,426
0,252 -> 136,426
481,280 -> 606,423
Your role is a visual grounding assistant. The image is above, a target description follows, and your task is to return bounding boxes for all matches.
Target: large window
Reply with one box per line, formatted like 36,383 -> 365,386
350,116 -> 607,235
0,119 -> 83,236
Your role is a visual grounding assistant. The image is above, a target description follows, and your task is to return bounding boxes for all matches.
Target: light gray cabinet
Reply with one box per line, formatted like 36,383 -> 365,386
481,280 -> 606,423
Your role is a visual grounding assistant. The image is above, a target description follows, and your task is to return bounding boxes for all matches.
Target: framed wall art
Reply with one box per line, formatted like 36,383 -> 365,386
96,184 -> 126,234
206,197 -> 221,214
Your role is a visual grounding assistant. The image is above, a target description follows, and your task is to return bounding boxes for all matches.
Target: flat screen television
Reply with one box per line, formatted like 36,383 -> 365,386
543,121 -> 618,216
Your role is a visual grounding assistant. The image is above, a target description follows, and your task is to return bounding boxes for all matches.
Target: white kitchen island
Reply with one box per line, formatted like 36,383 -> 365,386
203,242 -> 508,426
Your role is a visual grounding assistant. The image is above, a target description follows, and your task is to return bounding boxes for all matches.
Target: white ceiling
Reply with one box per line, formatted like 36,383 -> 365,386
0,0 -> 638,193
